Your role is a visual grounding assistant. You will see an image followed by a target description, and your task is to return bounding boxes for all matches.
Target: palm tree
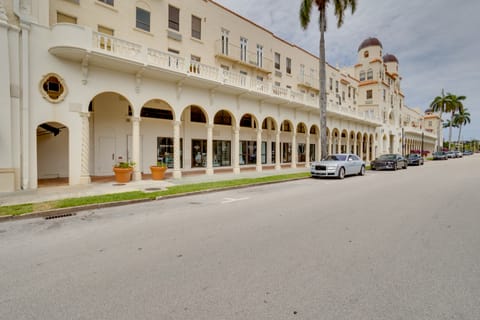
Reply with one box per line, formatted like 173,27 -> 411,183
453,108 -> 471,147
442,119 -> 458,129
300,0 -> 356,159
445,93 -> 466,149
430,90 -> 453,151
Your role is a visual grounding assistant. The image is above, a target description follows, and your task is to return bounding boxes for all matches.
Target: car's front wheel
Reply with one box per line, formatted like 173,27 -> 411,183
338,167 -> 345,179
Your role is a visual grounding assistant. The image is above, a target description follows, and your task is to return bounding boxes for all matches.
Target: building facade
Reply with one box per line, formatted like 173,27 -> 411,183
0,0 -> 440,192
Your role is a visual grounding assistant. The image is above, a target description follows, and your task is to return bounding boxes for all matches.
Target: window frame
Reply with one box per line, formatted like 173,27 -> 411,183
168,5 -> 180,31
191,15 -> 201,40
136,7 -> 151,32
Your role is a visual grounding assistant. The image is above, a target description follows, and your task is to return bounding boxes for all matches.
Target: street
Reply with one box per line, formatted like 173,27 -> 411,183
1,156 -> 480,319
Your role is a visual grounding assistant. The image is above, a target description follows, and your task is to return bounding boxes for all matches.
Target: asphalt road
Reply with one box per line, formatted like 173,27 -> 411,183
1,156 -> 480,320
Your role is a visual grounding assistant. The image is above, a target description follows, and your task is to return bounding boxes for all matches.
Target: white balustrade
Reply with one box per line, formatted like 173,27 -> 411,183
93,32 -> 142,59
148,48 -> 185,72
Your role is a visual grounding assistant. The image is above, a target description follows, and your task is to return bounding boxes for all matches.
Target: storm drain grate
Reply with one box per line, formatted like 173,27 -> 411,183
44,212 -> 76,220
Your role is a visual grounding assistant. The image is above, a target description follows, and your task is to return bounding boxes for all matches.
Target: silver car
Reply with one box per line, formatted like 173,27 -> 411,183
310,153 -> 366,179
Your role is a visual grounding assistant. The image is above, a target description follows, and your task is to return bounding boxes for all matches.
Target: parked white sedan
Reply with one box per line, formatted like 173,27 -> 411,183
310,153 -> 366,179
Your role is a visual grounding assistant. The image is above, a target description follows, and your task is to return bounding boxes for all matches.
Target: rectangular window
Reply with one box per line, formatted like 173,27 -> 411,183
310,144 -> 316,162
256,44 -> 263,68
98,25 -> 114,35
98,0 -> 114,6
221,29 -> 229,55
168,48 -> 179,54
383,89 -> 386,101
335,81 -> 339,93
240,141 -> 257,165
282,142 -> 292,163
271,142 -> 276,163
191,15 -> 201,39
168,5 -> 180,31
157,137 -> 183,169
366,90 -> 373,99
213,140 -> 231,167
274,52 -> 280,70
329,78 -> 333,91
136,7 -> 150,32
57,12 -> 77,24
348,86 -> 351,98
240,37 -> 247,62
286,57 -> 292,74
298,144 -> 306,162
192,139 -> 207,168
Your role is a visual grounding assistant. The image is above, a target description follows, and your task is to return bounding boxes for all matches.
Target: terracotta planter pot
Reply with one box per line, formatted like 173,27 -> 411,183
113,167 -> 133,183
150,166 -> 167,180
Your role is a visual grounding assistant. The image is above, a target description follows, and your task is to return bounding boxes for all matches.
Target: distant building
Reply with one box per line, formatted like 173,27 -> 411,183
0,0 -> 439,191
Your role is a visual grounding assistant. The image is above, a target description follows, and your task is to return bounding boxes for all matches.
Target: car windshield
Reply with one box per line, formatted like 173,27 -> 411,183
378,154 -> 396,160
408,154 -> 417,158
324,155 -> 347,161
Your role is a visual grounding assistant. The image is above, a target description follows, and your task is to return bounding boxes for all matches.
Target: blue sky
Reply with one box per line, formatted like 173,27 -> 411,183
215,0 -> 480,140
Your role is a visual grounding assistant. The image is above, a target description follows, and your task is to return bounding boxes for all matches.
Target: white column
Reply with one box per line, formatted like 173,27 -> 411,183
291,132 -> 297,168
79,112 -> 91,184
275,131 -> 281,170
206,124 -> 214,175
256,128 -> 262,172
233,127 -> 240,174
20,22 -> 30,189
132,116 -> 141,181
305,133 -> 310,168
173,121 -> 182,179
360,137 -> 364,160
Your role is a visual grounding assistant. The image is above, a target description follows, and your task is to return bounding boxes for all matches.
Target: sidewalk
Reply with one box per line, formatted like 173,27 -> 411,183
0,167 -> 310,207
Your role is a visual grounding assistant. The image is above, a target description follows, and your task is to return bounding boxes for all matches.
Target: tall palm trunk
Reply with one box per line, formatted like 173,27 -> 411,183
457,124 -> 463,147
319,10 -> 327,159
448,111 -> 454,150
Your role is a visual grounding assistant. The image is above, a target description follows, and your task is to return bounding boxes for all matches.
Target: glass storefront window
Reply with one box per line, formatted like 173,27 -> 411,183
192,139 -> 207,167
310,144 -> 316,161
213,140 -> 231,167
157,137 -> 182,168
240,141 -> 256,165
298,143 -> 306,162
261,141 -> 266,164
271,142 -> 276,163
282,142 -> 291,163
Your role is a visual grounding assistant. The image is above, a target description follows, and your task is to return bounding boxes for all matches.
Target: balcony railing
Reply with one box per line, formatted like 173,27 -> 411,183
297,74 -> 319,90
49,24 -> 381,125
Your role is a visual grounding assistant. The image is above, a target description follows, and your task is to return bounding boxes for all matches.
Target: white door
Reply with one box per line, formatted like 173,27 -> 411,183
97,136 -> 115,175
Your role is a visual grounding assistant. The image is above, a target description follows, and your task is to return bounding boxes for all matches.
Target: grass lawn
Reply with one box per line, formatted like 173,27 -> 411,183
0,172 -> 310,217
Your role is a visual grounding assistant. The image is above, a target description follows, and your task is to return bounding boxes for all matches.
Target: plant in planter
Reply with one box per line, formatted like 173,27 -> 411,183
150,161 -> 168,180
113,161 -> 135,183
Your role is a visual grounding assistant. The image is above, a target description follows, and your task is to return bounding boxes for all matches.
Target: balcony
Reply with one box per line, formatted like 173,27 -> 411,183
47,24 -> 380,125
214,40 -> 273,73
297,74 -> 319,91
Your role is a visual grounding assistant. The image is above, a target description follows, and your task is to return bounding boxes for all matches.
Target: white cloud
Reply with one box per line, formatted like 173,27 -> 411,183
214,0 -> 480,139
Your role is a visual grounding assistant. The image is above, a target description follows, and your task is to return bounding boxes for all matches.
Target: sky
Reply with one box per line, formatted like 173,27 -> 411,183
214,0 -> 480,141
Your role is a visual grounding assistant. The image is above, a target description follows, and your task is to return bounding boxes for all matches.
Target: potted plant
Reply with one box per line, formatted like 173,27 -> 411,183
113,161 -> 135,183
150,161 -> 168,180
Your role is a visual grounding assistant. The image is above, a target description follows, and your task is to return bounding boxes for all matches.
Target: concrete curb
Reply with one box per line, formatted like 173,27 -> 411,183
0,176 -> 309,223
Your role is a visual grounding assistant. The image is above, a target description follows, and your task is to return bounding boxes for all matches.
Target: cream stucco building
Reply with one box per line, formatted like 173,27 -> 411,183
0,0 -> 441,192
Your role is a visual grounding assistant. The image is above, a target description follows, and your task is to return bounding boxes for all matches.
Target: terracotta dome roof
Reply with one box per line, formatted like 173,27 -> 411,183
383,54 -> 399,63
358,37 -> 383,52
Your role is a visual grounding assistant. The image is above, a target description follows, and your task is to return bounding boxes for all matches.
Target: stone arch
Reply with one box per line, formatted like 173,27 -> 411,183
340,129 -> 348,153
140,99 -> 177,171
88,91 -> 134,177
36,121 -> 69,186
214,109 -> 235,126
331,128 -> 340,154
239,113 -> 258,129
